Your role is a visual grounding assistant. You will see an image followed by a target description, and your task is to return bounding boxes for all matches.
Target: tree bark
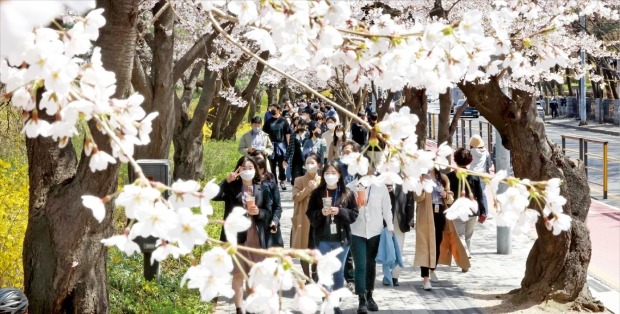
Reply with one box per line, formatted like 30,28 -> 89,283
459,78 -> 604,311
377,90 -> 394,121
267,84 -> 277,106
221,51 -> 270,139
278,78 -> 290,104
23,1 -> 139,312
134,0 -> 175,160
402,87 -> 428,148
436,90 -> 453,144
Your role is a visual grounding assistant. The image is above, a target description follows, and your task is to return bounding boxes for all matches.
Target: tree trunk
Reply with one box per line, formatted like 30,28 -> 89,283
402,87 -> 427,148
172,61 -> 218,181
221,51 -> 269,139
278,78 -> 290,104
23,1 -> 139,312
566,69 -> 574,97
134,0 -> 175,159
436,90 -> 452,144
377,90 -> 394,121
459,78 -> 604,311
267,84 -> 277,106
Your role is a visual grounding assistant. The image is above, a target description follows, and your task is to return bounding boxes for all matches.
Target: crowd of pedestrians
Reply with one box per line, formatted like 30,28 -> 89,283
222,99 -> 490,314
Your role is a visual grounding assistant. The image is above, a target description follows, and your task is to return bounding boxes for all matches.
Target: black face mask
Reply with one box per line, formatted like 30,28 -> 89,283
313,131 -> 321,138
270,109 -> 277,115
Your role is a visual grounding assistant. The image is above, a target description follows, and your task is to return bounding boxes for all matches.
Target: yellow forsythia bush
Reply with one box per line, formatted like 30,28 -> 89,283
0,159 -> 29,289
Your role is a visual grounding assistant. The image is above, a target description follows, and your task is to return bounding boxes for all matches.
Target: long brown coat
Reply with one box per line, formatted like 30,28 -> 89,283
290,173 -> 321,249
413,173 -> 470,270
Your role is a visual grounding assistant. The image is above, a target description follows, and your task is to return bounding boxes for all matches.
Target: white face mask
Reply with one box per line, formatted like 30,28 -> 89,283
324,174 -> 339,186
305,164 -> 317,173
336,131 -> 344,137
240,170 -> 255,181
327,123 -> 336,130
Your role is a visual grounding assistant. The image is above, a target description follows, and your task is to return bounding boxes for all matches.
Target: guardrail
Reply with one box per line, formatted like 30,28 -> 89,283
561,135 -> 612,199
427,113 -> 494,149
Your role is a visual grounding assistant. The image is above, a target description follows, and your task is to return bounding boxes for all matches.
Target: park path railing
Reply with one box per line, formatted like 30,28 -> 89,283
427,113 -> 494,150
561,135 -> 613,199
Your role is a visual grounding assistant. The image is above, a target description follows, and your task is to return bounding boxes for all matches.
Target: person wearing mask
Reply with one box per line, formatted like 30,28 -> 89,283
334,139 -> 361,288
351,111 -> 368,148
264,103 -> 276,124
314,112 -> 327,134
285,125 -> 307,186
238,116 -> 274,169
263,104 -> 291,190
326,105 -> 339,123
254,156 -> 284,248
213,156 -> 273,314
291,153 -> 322,281
413,167 -> 454,291
302,125 -> 327,162
347,172 -> 393,313
328,124 -> 346,162
469,135 -> 493,217
322,116 -> 338,152
447,148 -> 487,258
306,161 -> 359,313
383,183 -> 415,287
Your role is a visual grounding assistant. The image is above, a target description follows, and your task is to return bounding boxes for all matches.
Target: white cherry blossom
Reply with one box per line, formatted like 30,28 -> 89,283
89,149 -> 116,172
223,207 -> 251,246
168,179 -> 202,209
200,247 -> 233,275
100,234 -> 141,256
81,195 -> 105,223
131,201 -> 177,239
445,197 -> 477,222
169,207 -> 209,251
150,240 -> 183,265
316,247 -> 343,287
115,185 -> 160,219
200,179 -> 220,216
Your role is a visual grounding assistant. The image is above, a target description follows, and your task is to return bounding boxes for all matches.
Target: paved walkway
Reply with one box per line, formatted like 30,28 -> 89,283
545,118 -> 619,136
213,179 -> 620,313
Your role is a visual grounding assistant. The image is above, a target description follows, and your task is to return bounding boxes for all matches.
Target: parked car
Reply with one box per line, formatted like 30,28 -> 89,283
536,101 -> 545,121
451,99 -> 479,118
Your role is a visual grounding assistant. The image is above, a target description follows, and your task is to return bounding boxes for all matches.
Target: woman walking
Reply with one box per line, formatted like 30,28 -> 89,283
290,153 -> 322,280
413,168 -> 453,291
327,124 -> 347,163
255,157 -> 284,248
347,173 -> 393,313
306,161 -> 358,306
213,156 -> 273,313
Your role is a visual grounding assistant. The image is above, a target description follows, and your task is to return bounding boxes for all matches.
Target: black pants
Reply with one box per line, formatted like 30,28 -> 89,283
351,235 -> 380,293
270,156 -> 286,182
344,250 -> 354,283
552,108 -> 558,118
421,207 -> 446,278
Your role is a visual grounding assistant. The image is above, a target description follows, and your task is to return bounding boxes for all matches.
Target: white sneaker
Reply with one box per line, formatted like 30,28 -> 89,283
423,281 -> 432,291
430,271 -> 439,283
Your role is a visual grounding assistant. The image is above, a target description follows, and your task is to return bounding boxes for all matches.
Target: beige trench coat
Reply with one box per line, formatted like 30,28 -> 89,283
413,173 -> 469,270
290,173 -> 321,249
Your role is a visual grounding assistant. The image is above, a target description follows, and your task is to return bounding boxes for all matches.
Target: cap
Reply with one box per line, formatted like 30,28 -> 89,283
469,135 -> 484,148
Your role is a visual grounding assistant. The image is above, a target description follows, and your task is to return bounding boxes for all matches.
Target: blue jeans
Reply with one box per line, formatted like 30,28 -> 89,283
317,241 -> 350,290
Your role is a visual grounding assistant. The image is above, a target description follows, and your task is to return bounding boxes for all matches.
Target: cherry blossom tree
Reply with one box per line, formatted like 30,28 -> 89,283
2,0 -> 617,312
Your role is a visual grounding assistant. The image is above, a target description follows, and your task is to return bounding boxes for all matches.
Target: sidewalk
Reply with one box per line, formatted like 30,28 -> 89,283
545,118 -> 619,136
214,181 -> 619,313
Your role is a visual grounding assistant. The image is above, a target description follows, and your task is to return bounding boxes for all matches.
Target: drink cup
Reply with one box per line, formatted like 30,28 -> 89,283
322,197 -> 332,209
246,196 -> 255,209
356,187 -> 366,206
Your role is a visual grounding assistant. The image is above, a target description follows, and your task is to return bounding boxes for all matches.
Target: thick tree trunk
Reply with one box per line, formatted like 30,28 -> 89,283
436,90 -> 452,144
459,78 -> 604,311
23,1 -> 139,312
278,78 -> 290,104
566,69 -> 574,97
134,0 -> 175,160
402,87 -> 427,148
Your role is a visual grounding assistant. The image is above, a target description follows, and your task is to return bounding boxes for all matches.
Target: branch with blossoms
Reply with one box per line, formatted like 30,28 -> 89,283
0,1 -> 580,312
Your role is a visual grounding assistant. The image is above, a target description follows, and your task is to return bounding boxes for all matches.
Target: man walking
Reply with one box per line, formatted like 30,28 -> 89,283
263,104 -> 291,190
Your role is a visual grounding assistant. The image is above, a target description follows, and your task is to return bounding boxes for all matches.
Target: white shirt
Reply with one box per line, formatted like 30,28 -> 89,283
347,180 -> 393,238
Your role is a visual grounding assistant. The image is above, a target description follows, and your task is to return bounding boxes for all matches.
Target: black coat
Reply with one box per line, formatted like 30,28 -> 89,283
306,186 -> 359,246
446,171 -> 487,217
390,184 -> 415,233
262,175 -> 284,247
213,179 -> 272,248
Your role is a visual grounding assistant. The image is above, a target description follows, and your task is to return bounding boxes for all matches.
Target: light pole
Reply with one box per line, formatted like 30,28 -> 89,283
579,14 -> 587,126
